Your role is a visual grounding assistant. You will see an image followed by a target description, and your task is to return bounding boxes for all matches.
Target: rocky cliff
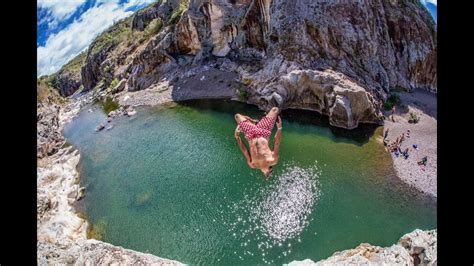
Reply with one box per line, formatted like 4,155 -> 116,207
43,0 -> 436,129
288,229 -> 437,265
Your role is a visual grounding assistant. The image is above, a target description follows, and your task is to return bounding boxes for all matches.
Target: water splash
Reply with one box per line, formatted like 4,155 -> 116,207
224,162 -> 322,262
253,164 -> 321,243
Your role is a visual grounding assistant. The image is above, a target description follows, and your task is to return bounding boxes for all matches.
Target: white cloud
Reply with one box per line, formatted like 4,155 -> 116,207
37,0 -> 87,21
37,0 -> 155,76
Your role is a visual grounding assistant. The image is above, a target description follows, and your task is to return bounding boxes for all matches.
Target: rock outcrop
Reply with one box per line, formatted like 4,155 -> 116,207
37,99 -> 64,158
52,72 -> 82,97
37,97 -> 183,265
288,229 -> 437,265
245,67 -> 383,129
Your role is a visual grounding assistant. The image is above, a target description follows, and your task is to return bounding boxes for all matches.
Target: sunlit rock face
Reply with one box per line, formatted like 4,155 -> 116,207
46,0 -> 435,131
74,0 -> 434,128
288,229 -> 437,265
247,68 -> 382,129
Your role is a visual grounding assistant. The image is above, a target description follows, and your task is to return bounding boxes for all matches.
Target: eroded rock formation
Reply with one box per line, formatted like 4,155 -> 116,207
288,229 -> 437,265
37,99 -> 64,158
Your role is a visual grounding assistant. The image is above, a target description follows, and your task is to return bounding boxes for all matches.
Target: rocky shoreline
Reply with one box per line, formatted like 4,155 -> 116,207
37,95 -> 183,265
288,229 -> 437,265
37,90 -> 436,264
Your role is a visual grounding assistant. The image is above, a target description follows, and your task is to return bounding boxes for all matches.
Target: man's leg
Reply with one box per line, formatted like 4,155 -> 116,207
265,107 -> 280,119
256,107 -> 279,131
235,113 -> 247,124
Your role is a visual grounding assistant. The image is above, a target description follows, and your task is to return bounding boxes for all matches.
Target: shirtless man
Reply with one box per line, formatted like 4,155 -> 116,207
234,107 -> 282,178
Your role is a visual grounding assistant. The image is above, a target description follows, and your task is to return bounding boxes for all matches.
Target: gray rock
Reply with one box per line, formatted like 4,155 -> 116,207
95,123 -> 105,131
287,229 -> 437,266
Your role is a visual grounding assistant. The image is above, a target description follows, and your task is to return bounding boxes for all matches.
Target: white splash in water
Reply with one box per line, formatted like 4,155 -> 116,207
224,162 -> 322,261
251,163 -> 322,244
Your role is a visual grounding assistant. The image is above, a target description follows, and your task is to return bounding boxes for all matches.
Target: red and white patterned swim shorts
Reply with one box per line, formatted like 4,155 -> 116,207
238,116 -> 276,141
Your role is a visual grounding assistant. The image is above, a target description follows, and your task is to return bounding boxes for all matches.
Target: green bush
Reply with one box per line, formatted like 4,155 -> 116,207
144,18 -> 163,37
236,86 -> 249,101
101,96 -> 120,114
383,93 -> 401,110
408,112 -> 420,124
168,9 -> 183,24
168,0 -> 189,24
109,78 -> 119,89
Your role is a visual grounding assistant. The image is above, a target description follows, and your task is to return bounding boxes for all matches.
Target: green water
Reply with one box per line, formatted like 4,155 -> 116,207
64,100 -> 436,265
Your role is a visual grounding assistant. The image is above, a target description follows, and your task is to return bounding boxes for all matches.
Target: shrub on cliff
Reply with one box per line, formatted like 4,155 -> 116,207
144,18 -> 163,38
383,93 -> 401,110
168,0 -> 189,24
109,78 -> 119,89
236,85 -> 249,101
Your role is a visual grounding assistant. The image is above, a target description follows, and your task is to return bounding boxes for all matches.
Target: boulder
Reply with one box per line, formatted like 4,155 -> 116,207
288,229 -> 437,266
95,123 -> 105,132
249,69 -> 383,129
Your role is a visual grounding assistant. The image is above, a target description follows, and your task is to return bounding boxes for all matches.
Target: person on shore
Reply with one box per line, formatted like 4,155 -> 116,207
418,156 -> 428,166
391,106 -> 396,122
406,129 -> 411,138
234,107 -> 283,179
383,128 -> 389,140
402,147 -> 409,159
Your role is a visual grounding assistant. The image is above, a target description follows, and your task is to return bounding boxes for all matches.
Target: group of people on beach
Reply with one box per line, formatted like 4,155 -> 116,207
384,129 -> 409,158
383,128 -> 428,170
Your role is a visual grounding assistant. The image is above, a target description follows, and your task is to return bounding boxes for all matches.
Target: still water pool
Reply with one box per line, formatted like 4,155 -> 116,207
64,100 -> 436,265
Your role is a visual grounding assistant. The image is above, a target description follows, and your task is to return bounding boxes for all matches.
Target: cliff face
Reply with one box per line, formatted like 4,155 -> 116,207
45,0 -> 436,129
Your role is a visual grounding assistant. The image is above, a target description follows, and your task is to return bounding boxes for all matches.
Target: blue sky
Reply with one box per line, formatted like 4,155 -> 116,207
37,0 -> 437,77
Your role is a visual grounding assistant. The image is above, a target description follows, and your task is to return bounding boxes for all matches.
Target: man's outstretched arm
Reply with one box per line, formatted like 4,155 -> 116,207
273,116 -> 283,161
235,127 -> 254,168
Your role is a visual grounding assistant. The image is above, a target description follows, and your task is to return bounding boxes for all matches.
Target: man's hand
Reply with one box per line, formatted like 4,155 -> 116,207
235,127 -> 241,140
276,116 -> 282,130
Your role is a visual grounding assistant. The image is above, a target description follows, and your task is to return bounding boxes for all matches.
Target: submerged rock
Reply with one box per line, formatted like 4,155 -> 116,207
126,108 -> 137,116
95,123 -> 105,131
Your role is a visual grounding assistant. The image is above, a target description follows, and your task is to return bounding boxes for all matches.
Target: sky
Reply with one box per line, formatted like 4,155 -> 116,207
37,0 -> 437,77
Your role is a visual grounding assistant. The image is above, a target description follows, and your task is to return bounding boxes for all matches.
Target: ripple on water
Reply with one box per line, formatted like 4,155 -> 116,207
222,162 -> 322,262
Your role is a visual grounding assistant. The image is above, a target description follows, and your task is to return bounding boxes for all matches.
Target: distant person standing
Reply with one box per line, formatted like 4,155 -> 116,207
383,128 -> 389,140
391,106 -> 396,122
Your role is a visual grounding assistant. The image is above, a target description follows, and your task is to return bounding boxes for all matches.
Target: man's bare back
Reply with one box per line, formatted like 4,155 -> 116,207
234,107 -> 282,178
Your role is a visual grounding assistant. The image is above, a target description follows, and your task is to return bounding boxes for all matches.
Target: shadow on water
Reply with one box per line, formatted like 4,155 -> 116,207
178,99 -> 378,146
283,108 -> 379,146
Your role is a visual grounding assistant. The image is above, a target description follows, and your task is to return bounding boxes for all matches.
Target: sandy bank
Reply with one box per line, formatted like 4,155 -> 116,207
383,89 -> 437,197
